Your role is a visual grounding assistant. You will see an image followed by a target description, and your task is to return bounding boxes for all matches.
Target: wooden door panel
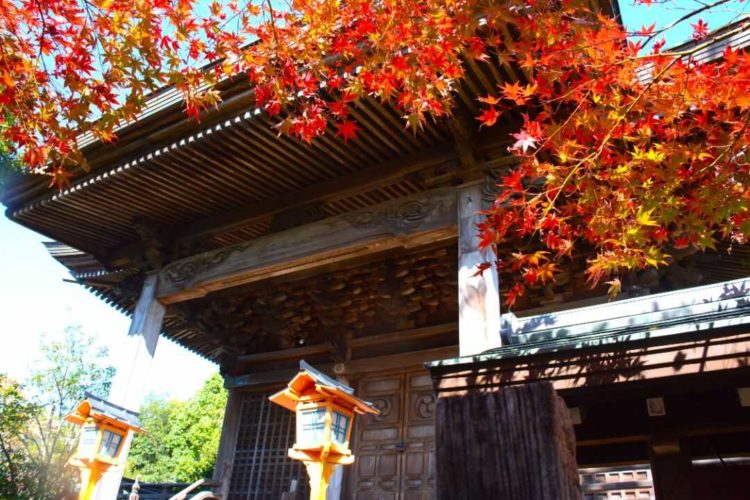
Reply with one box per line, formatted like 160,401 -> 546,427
401,374 -> 435,499
352,374 -> 404,499
350,371 -> 435,500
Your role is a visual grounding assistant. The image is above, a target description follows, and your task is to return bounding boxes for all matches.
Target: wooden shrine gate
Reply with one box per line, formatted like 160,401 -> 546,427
347,370 -> 436,499
226,392 -> 308,499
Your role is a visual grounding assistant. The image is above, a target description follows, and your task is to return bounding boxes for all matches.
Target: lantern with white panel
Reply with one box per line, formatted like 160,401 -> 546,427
65,393 -> 142,500
270,361 -> 379,500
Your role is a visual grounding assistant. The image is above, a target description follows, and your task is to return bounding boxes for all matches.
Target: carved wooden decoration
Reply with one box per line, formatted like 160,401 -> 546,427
349,371 -> 436,498
177,246 -> 458,358
157,187 -> 458,303
457,183 -> 502,356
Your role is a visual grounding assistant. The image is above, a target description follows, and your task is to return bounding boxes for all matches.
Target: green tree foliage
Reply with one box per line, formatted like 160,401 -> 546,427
0,326 -> 116,499
0,137 -> 19,194
0,375 -> 38,498
126,373 -> 227,483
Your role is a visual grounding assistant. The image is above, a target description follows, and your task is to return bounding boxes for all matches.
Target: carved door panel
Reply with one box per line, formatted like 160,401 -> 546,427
401,372 -> 436,499
351,374 -> 404,499
349,371 -> 435,500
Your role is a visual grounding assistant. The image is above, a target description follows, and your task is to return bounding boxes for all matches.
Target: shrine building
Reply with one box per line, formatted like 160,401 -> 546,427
3,5 -> 750,499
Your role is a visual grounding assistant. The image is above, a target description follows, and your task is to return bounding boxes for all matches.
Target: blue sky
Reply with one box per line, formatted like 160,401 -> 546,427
0,208 -> 217,406
619,0 -> 749,47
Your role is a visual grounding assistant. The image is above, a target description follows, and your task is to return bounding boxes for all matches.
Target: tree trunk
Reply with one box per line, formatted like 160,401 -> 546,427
435,381 -> 580,500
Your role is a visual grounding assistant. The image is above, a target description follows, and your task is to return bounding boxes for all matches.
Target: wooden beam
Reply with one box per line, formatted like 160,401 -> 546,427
348,323 -> 457,349
156,187 -> 458,303
115,272 -> 166,411
431,331 -> 750,396
178,144 -> 456,241
332,345 -> 458,375
108,145 -> 457,266
650,438 -> 694,500
457,183 -> 502,356
225,364 -> 336,389
448,109 -> 479,173
236,342 -> 333,365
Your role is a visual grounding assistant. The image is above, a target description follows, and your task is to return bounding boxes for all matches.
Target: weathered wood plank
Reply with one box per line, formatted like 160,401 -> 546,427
435,382 -> 580,500
332,345 -> 458,375
108,145 -> 457,266
650,438 -> 694,500
348,322 -> 457,349
457,183 -> 501,356
157,187 -> 458,303
431,330 -> 750,396
236,342 -> 333,365
178,145 -> 456,240
212,389 -> 242,499
128,273 -> 166,356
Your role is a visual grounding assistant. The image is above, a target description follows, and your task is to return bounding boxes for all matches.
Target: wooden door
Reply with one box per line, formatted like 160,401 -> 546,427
348,371 -> 436,500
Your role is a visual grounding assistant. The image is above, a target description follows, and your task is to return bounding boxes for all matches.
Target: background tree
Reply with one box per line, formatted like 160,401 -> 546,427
0,375 -> 38,499
126,372 -> 227,483
0,326 -> 116,498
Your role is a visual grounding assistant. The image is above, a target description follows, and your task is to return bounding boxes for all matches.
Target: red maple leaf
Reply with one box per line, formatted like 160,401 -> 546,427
336,121 -> 359,142
691,19 -> 709,40
511,130 -> 537,153
477,106 -> 502,127
47,167 -> 74,190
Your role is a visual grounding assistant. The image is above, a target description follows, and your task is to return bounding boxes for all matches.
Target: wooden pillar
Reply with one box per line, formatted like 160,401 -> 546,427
458,183 -> 501,356
100,273 -> 166,499
435,382 -> 580,500
213,388 -> 242,499
128,273 -> 166,357
110,273 -> 166,410
650,438 -> 693,500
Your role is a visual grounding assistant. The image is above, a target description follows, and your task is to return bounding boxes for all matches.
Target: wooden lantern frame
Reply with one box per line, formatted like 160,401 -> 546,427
291,395 -> 358,464
269,361 -> 379,499
65,394 -> 141,500
71,418 -> 127,466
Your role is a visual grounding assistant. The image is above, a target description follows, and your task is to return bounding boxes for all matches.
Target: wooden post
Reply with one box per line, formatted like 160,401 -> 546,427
650,438 -> 693,500
128,273 -> 166,356
457,183 -> 501,356
110,273 -> 165,410
304,461 -> 337,500
98,273 -> 165,499
212,389 -> 242,499
434,382 -> 580,500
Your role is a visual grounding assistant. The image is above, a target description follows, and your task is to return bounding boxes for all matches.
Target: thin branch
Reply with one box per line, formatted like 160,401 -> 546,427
645,0 -> 736,46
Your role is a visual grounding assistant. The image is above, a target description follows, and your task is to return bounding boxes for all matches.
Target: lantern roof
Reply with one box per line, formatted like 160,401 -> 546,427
269,360 -> 379,415
65,392 -> 142,432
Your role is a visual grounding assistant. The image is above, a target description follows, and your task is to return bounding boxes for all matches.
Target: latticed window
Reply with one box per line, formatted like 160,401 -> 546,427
297,408 -> 326,447
228,392 -> 309,500
98,430 -> 122,458
331,410 -> 350,445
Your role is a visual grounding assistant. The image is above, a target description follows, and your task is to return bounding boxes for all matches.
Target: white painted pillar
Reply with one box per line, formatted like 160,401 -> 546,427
457,183 -> 502,357
112,272 -> 165,409
94,430 -> 136,500
104,272 -> 166,497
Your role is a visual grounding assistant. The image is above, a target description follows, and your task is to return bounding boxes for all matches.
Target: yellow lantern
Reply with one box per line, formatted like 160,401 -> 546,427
65,393 -> 142,500
269,361 -> 379,500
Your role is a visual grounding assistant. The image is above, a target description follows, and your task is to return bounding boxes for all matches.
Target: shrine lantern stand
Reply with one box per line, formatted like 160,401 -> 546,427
65,393 -> 142,500
269,361 -> 379,500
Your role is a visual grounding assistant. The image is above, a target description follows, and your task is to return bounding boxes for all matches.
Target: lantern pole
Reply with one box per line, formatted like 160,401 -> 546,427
78,467 -> 103,500
304,461 -> 337,500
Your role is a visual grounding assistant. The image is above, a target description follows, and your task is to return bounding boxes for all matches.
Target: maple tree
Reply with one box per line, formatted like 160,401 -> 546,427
2,0 -> 750,306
